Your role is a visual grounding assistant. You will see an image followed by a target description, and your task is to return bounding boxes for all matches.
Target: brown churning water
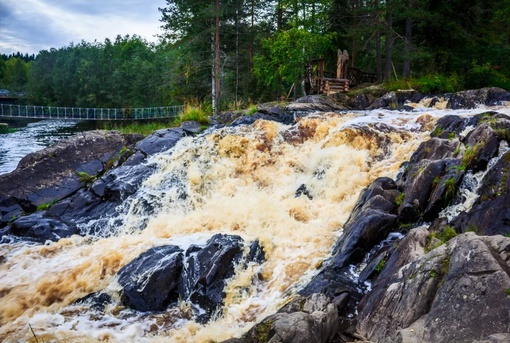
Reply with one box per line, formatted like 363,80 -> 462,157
0,109 -> 444,342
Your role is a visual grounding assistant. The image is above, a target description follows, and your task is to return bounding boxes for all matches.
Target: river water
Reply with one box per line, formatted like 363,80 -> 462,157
0,105 -> 507,342
0,119 -> 95,175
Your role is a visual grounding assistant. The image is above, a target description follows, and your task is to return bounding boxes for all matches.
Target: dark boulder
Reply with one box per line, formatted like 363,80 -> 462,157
0,131 -> 140,228
286,95 -> 346,112
454,150 -> 510,236
302,178 -> 398,297
134,127 -> 186,157
118,245 -> 184,312
180,234 -> 245,320
356,229 -> 510,343
448,87 -> 510,109
235,293 -> 340,343
4,211 -> 79,243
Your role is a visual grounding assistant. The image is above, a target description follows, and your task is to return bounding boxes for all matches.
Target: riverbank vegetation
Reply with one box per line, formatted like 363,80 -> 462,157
3,0 -> 510,112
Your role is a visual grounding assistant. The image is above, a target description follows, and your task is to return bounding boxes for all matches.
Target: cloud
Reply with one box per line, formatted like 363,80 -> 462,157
0,0 -> 166,55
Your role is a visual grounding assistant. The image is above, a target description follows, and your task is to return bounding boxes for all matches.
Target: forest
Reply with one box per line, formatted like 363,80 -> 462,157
2,0 -> 510,112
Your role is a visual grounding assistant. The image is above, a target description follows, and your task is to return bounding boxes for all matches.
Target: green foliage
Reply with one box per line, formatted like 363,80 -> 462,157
426,226 -> 457,252
253,28 -> 335,97
383,74 -> 461,94
246,105 -> 258,116
375,259 -> 386,272
102,121 -> 174,136
462,144 -> 481,170
464,62 -> 510,90
395,192 -> 405,206
178,103 -> 210,125
36,200 -> 57,212
444,177 -> 457,201
430,126 -> 443,137
75,171 -> 97,185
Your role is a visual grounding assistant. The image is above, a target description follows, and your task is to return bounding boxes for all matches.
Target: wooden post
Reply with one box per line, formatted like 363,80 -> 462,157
342,50 -> 349,79
336,49 -> 342,79
337,49 -> 349,79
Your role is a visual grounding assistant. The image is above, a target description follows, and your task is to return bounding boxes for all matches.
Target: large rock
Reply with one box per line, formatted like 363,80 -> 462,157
301,178 -> 398,298
180,234 -> 245,320
231,293 -> 339,343
116,234 -> 258,320
356,229 -> 510,343
447,87 -> 510,109
285,95 -> 347,112
133,127 -> 185,157
454,149 -> 510,236
0,130 -> 140,228
2,210 -> 79,243
118,245 -> 184,312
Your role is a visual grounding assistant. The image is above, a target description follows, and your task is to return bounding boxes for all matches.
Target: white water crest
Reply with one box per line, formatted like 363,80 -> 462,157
0,108 -> 507,342
439,140 -> 510,222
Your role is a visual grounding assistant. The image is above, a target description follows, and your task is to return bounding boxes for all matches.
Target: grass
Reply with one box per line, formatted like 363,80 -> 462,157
426,226 -> 457,252
75,170 -> 97,185
178,103 -> 210,125
100,101 -> 211,136
396,192 -> 405,206
36,200 -> 57,211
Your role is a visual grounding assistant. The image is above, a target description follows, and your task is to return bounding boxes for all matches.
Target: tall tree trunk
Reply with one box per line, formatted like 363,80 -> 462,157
375,0 -> 382,82
277,0 -> 282,31
384,0 -> 393,80
403,15 -> 412,78
351,0 -> 359,67
212,0 -> 221,115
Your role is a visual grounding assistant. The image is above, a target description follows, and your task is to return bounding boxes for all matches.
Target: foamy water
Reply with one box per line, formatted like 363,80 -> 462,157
0,108 -> 502,342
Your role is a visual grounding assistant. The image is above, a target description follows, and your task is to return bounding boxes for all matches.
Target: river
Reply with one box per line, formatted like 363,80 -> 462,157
0,105 -> 507,342
0,119 -> 96,175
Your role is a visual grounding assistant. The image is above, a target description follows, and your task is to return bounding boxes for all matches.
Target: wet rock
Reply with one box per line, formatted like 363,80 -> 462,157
398,158 -> 463,222
448,87 -> 510,109
0,131 -> 140,228
295,184 -> 313,200
368,90 -> 421,110
5,211 -> 79,243
356,229 -> 510,343
432,115 -> 470,136
180,234 -> 245,320
238,293 -> 339,343
180,121 -> 203,134
247,239 -> 266,264
118,245 -> 184,312
302,178 -> 398,297
75,292 -> 112,311
134,128 -> 185,156
454,150 -> 510,236
286,95 -> 346,112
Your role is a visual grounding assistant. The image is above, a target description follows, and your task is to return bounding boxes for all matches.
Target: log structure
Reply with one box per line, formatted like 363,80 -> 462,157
304,49 -> 376,95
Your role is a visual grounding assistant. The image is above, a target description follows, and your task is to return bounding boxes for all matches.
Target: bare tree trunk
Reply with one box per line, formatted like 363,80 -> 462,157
384,0 -> 393,80
403,15 -> 412,78
213,0 -> 221,115
277,0 -> 282,31
375,0 -> 382,82
351,0 -> 360,67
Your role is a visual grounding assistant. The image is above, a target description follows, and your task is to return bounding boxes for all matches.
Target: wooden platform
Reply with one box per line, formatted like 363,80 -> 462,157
321,78 -> 349,95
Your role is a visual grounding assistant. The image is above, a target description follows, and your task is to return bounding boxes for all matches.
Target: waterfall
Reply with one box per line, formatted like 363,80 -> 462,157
0,108 -> 505,342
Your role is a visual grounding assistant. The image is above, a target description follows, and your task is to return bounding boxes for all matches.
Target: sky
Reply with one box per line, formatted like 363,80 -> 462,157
0,0 -> 167,55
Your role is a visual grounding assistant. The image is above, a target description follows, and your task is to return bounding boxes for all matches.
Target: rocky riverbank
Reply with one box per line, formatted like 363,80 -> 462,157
1,88 -> 510,342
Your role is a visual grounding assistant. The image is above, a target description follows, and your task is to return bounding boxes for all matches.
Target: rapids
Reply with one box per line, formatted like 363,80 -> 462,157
0,108 -> 502,342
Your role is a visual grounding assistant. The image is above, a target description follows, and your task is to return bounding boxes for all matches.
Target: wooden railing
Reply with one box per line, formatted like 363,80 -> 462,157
347,67 -> 378,86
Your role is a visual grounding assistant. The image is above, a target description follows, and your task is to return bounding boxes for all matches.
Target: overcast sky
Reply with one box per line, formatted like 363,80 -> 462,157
0,0 -> 167,55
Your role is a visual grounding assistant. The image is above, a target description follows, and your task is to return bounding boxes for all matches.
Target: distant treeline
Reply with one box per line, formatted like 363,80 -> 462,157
4,0 -> 510,108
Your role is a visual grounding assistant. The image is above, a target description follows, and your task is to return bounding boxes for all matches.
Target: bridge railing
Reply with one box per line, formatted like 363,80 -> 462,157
0,104 -> 184,121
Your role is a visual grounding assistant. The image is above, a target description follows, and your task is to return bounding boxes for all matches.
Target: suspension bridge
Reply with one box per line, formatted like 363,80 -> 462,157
0,104 -> 184,121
